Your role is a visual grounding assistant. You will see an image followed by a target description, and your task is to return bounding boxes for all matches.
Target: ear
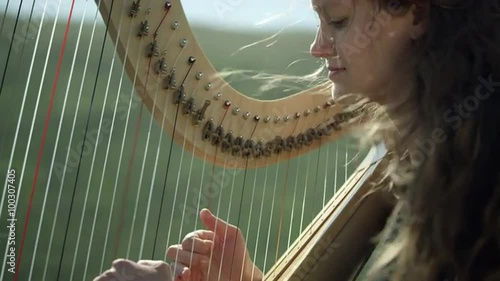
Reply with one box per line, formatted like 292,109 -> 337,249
409,3 -> 430,40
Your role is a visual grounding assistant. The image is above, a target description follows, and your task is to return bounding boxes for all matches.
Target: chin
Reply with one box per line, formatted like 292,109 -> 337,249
331,83 -> 348,99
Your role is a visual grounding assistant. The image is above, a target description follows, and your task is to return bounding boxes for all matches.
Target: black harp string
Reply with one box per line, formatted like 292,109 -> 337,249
28,1 -> 94,280
229,118 -> 261,280
37,1 -> 106,279
113,0 -> 172,260
0,0 -> 35,163
0,0 -> 24,97
134,2 -> 174,260
152,55 -> 196,258
55,1 -> 115,280
112,2 -> 153,259
0,0 -> 55,279
274,117 -> 302,263
0,0 -> 12,33
101,0 -> 143,264
111,0 -> 155,260
208,102 -> 232,210
70,1 -> 130,280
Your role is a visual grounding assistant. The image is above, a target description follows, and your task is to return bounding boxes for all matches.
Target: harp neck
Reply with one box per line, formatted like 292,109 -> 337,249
98,0 -> 368,169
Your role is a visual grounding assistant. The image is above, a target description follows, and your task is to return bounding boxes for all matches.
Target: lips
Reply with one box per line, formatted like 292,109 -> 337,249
328,66 -> 346,72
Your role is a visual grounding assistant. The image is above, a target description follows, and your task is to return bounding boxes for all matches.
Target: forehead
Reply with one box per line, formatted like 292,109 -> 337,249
311,0 -> 353,11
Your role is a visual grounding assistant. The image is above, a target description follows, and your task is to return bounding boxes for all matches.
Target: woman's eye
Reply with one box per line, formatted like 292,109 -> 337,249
329,18 -> 348,29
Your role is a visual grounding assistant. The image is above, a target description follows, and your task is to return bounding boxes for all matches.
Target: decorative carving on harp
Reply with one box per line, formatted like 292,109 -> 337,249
0,0 -> 395,280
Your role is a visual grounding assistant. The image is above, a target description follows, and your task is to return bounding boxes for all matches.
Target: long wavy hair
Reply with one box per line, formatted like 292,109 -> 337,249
365,0 -> 500,280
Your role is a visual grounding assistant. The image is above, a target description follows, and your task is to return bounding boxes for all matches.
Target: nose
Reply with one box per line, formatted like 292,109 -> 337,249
310,26 -> 335,58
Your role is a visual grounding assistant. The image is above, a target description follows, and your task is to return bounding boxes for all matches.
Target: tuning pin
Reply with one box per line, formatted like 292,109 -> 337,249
171,21 -> 179,30
180,38 -> 188,48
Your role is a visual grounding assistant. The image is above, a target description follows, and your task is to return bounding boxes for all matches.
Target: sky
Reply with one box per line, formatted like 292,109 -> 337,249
1,0 -> 318,31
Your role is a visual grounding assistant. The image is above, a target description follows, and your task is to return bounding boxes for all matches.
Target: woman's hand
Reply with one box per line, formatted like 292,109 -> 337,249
93,259 -> 190,281
167,209 -> 263,281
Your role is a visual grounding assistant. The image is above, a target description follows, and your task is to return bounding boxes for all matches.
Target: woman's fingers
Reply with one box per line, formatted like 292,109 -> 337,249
183,229 -> 215,242
181,236 -> 214,255
170,261 -> 191,281
94,259 -> 173,281
136,260 -> 172,277
166,245 -> 210,268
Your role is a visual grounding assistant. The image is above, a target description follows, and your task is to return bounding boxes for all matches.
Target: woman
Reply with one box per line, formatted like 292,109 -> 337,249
94,0 -> 500,280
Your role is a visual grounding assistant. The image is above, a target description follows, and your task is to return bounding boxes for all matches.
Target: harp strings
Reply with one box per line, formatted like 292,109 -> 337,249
30,1 -> 93,281
0,0 -> 45,279
205,116 -> 251,280
253,158 -> 272,277
54,1 -> 110,280
0,0 -> 35,226
101,0 -> 144,269
274,115 -> 302,263
2,0 -> 76,280
0,0 -> 20,96
133,0 -> 176,260
229,120 -> 260,280
68,1 -> 130,280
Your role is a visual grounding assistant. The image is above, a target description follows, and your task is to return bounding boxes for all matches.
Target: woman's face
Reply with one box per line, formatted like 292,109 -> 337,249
310,0 -> 421,104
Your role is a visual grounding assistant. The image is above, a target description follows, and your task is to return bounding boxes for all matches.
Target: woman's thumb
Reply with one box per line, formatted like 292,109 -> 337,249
200,208 -> 230,234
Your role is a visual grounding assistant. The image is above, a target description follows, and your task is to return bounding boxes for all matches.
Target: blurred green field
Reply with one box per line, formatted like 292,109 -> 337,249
0,11 -> 359,281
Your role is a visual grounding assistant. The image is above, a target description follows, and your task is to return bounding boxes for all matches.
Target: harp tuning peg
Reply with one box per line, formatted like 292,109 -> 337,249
171,21 -> 179,30
138,20 -> 149,37
130,0 -> 141,17
324,100 -> 335,108
180,38 -> 188,48
205,83 -> 212,91
196,72 -> 203,80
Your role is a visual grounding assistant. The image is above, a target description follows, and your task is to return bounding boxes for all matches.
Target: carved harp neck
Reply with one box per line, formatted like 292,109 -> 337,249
98,0 -> 366,169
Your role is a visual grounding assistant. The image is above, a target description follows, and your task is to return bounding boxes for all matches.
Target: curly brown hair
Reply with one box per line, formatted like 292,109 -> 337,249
365,0 -> 500,280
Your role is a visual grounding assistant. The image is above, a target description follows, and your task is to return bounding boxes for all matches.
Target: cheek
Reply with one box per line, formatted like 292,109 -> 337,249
345,26 -> 410,91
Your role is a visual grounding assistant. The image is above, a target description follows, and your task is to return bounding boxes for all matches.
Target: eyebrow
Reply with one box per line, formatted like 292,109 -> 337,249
311,0 -> 343,14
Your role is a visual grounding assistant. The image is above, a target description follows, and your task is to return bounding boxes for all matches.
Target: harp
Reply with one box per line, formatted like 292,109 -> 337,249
0,0 -> 395,280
